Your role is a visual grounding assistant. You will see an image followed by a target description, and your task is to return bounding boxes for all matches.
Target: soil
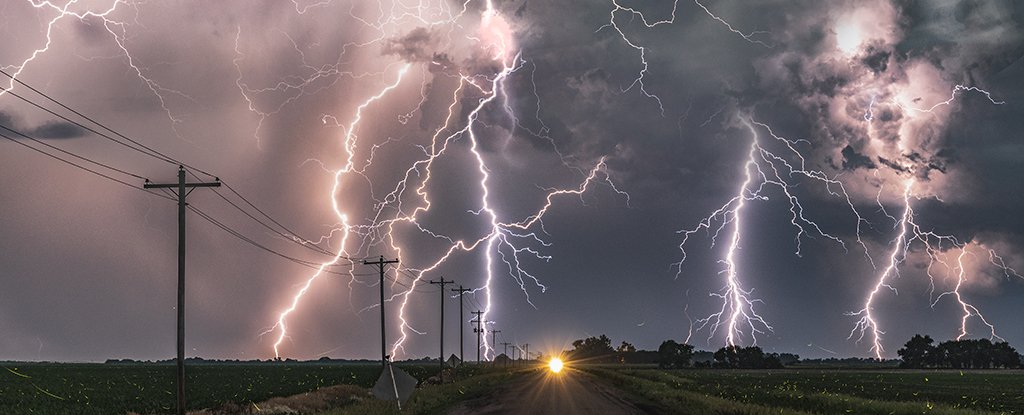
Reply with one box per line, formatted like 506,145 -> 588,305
446,368 -> 650,415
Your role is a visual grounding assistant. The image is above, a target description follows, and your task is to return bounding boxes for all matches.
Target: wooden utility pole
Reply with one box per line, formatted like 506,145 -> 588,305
491,330 -> 501,361
144,166 -> 220,415
500,342 -> 512,366
428,278 -> 454,377
471,311 -> 484,364
363,255 -> 398,368
450,286 -> 471,364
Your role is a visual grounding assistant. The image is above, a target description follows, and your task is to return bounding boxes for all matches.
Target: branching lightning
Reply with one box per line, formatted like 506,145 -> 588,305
260,1 -> 628,360
599,1 -> 771,113
261,65 -> 410,358
678,118 -> 869,346
848,86 -> 1016,358
598,0 -> 1023,356
4,0 -> 194,137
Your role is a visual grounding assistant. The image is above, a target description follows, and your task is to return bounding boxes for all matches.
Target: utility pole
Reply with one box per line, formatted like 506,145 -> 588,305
471,311 -> 484,364
144,166 -> 220,415
450,286 -> 470,365
500,342 -> 512,366
428,278 -> 453,378
491,330 -> 501,362
363,255 -> 399,368
523,344 -> 529,363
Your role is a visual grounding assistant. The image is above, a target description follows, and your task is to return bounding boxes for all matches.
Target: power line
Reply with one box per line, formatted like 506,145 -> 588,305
384,274 -> 435,293
188,205 -> 367,274
205,180 -> 339,258
220,181 -> 330,251
0,122 -> 363,277
4,70 -> 348,256
0,123 -> 147,179
2,71 -> 370,267
0,69 -> 212,176
1,70 -> 385,280
0,127 -> 174,202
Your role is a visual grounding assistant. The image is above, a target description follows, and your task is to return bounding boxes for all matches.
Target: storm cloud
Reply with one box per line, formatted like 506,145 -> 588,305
1,0 -> 1022,363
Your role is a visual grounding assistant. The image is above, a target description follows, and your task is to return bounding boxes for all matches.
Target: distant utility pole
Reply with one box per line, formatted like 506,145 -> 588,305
500,342 -> 512,366
144,166 -> 220,415
429,278 -> 454,377
471,311 -> 484,363
450,286 -> 471,365
364,255 -> 399,368
491,330 -> 501,362
523,344 -> 529,363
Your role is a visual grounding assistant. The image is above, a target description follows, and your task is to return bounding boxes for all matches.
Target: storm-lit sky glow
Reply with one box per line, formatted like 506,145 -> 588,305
1,0 -> 1023,362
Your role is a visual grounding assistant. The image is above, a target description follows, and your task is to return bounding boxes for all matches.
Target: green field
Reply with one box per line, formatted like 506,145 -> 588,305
587,366 -> 1024,414
0,362 -> 437,414
4,362 -> 1024,414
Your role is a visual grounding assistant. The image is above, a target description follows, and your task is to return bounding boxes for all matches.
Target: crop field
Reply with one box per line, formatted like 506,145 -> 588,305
5,362 -> 1024,414
0,362 -> 437,414
588,367 -> 1024,414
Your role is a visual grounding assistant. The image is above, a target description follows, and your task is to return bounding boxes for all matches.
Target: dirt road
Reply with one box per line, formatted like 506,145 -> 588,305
446,367 -> 650,415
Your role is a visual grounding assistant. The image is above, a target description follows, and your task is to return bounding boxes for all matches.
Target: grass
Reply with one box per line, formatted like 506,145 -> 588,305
320,365 -> 521,415
584,366 -> 1024,415
0,362 -> 436,414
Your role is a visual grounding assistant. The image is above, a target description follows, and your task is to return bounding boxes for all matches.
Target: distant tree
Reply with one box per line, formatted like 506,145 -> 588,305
897,334 -> 935,368
713,345 -> 740,368
569,335 -> 615,362
936,339 -> 970,369
900,335 -> 1021,369
692,351 -> 715,366
657,340 -> 695,369
776,353 -> 800,366
713,345 -> 781,369
991,342 -> 1021,369
616,341 -> 637,364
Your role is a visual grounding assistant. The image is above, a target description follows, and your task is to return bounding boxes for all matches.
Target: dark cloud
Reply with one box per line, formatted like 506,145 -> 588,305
0,111 -> 86,139
840,145 -> 876,170
28,120 -> 87,139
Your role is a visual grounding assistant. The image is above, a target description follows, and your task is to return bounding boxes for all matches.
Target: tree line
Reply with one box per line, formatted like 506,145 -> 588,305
897,334 -> 1021,369
564,335 -> 796,369
563,334 -> 1023,370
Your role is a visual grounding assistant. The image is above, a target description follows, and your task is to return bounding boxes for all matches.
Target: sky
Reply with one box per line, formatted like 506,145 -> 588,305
1,0 -> 1023,362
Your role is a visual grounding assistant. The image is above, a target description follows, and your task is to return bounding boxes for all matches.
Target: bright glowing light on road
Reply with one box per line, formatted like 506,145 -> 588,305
548,357 -> 564,373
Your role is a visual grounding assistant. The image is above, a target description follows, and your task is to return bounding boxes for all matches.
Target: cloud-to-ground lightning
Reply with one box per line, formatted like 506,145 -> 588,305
848,86 -> 1017,358
261,65 -> 409,358
261,1 -> 628,360
678,118 -> 869,346
604,0 -> 1024,356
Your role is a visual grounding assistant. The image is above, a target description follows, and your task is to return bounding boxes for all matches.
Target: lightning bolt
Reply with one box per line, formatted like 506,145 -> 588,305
848,85 -> 1014,359
4,0 -> 197,137
261,64 -> 409,358
264,2 -> 627,361
679,117 -> 870,346
599,1 -> 771,113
